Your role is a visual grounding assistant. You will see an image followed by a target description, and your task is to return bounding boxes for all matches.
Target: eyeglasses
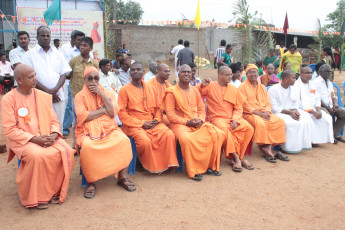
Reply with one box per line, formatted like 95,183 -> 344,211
302,72 -> 313,74
87,76 -> 100,81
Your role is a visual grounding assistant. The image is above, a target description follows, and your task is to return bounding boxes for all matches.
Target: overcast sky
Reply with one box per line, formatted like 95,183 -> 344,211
134,0 -> 339,31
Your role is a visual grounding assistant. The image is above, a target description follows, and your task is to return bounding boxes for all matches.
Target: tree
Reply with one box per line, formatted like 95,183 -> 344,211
232,0 -> 269,64
105,0 -> 144,25
322,0 -> 345,47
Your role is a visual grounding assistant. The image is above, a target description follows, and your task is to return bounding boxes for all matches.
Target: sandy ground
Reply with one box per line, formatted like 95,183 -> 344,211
1,67 -> 345,229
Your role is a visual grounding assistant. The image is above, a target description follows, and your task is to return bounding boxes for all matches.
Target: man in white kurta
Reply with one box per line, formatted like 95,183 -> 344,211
22,26 -> 71,125
99,58 -> 122,125
170,39 -> 184,79
295,66 -> 334,144
268,70 -> 312,153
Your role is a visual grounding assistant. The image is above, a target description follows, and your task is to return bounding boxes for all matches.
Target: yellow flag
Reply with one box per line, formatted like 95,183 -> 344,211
194,0 -> 201,30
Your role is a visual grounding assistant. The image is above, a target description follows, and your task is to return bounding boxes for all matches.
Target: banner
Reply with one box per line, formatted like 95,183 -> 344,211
17,7 -> 104,59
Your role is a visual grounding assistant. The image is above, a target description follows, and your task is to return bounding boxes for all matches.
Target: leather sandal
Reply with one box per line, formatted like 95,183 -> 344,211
36,203 -> 49,209
117,178 -> 136,192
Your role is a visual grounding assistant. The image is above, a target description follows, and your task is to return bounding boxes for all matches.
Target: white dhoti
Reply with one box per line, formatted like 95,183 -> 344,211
309,111 -> 334,144
276,110 -> 312,153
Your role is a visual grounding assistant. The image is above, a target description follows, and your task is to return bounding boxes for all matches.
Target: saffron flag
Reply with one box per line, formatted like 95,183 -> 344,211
283,12 -> 289,36
43,0 -> 61,26
194,0 -> 201,30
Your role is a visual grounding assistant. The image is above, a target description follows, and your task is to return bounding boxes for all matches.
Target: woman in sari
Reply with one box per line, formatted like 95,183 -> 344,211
279,44 -> 302,74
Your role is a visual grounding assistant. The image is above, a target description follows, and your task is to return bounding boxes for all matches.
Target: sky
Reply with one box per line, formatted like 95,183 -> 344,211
134,0 -> 339,32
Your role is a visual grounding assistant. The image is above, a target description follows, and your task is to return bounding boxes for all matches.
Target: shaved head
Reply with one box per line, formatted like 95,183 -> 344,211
218,66 -> 230,74
14,64 -> 37,90
157,63 -> 169,71
179,64 -> 191,73
14,64 -> 34,81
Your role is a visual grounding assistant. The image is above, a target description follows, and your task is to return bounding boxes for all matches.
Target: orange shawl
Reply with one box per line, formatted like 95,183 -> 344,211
239,78 -> 271,114
75,84 -> 119,146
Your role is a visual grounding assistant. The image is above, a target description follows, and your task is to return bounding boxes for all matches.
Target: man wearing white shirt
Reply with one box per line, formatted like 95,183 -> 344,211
60,30 -> 85,138
170,39 -> 184,79
9,31 -> 30,69
268,70 -> 312,154
0,53 -> 14,91
22,26 -> 71,125
143,62 -> 157,82
99,58 -> 122,125
314,64 -> 345,143
295,66 -> 334,145
118,57 -> 131,86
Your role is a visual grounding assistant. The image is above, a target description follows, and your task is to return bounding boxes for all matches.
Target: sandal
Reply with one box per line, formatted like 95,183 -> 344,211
275,151 -> 290,161
117,178 -> 136,192
242,160 -> 254,170
192,174 -> 203,181
36,203 -> 49,209
205,168 -> 222,176
263,154 -> 277,163
84,183 -> 96,199
50,196 -> 60,204
229,160 -> 242,172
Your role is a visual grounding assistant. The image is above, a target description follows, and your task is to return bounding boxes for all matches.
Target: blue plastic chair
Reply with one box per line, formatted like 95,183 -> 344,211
128,136 -> 138,175
332,82 -> 344,136
309,64 -> 316,73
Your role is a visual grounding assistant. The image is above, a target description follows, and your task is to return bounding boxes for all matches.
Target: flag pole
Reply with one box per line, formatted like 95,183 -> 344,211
285,35 -> 287,48
198,29 -> 200,78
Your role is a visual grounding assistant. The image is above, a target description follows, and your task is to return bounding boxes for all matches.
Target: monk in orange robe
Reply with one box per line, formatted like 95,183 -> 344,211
147,63 -> 172,125
1,64 -> 75,209
238,64 -> 287,163
197,66 -> 254,172
75,66 -> 135,198
162,64 -> 225,181
118,62 -> 178,174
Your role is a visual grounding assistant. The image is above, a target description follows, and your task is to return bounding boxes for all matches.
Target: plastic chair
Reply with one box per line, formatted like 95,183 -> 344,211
332,82 -> 344,136
128,136 -> 138,175
309,64 -> 316,73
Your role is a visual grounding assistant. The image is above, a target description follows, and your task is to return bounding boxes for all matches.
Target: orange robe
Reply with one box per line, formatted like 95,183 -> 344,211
197,82 -> 254,160
147,76 -> 172,125
75,85 -> 132,183
162,85 -> 225,178
118,81 -> 178,173
1,89 -> 75,208
238,78 -> 286,145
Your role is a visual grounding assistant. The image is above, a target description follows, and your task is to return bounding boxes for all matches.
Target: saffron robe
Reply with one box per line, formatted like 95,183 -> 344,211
162,85 -> 225,178
1,89 -> 75,208
147,76 -> 172,125
118,81 -> 178,173
75,85 -> 132,182
197,82 -> 254,160
238,78 -> 286,146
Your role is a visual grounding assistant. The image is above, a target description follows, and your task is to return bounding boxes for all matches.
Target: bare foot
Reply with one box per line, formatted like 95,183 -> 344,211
259,144 -> 274,157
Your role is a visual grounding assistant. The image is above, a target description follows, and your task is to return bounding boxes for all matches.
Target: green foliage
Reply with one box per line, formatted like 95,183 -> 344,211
308,19 -> 323,61
104,0 -> 144,25
322,0 -> 345,47
232,0 -> 267,64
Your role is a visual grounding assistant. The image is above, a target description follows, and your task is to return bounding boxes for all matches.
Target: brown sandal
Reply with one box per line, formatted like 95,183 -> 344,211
84,183 -> 96,199
36,203 -> 49,209
50,196 -> 60,204
117,178 -> 136,192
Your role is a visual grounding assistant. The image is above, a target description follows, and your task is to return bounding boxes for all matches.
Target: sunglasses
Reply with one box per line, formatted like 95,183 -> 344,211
87,76 -> 100,81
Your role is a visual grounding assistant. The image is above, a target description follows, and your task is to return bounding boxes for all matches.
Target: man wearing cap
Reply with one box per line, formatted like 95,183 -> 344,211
238,64 -> 286,163
75,66 -> 135,199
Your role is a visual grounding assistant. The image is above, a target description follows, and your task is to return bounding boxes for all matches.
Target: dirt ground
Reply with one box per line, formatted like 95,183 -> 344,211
1,67 -> 345,229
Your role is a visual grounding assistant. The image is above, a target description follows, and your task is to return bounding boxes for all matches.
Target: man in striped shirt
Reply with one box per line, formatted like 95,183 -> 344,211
214,39 -> 226,69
